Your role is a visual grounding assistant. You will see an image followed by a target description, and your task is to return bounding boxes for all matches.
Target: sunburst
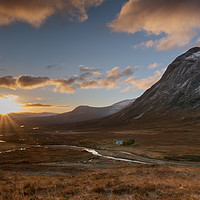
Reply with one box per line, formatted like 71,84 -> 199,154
0,95 -> 20,115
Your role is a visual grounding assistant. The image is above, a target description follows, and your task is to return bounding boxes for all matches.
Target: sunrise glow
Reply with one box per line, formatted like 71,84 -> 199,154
0,96 -> 20,115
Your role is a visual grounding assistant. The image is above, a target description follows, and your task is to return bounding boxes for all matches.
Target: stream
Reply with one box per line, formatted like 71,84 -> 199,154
2,143 -> 200,167
46,145 -> 148,164
0,143 -> 147,164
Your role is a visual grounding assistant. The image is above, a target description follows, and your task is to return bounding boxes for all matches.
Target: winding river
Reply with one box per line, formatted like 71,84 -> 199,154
2,144 -> 200,167
46,145 -> 148,164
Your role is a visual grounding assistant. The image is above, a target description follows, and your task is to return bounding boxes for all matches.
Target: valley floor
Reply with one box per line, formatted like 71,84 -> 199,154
1,127 -> 200,199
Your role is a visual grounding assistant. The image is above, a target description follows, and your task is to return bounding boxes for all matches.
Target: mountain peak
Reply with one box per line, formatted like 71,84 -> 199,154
186,47 -> 200,54
169,47 -> 200,66
183,47 -> 200,62
161,47 -> 200,82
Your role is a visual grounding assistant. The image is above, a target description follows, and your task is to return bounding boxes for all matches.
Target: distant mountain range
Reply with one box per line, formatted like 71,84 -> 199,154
20,99 -> 135,125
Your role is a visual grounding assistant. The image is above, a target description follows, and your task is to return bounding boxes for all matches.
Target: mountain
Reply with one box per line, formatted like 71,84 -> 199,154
23,99 -> 135,125
106,47 -> 200,126
47,99 -> 135,123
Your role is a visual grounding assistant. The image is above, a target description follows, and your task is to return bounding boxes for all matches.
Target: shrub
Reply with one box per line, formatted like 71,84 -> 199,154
23,183 -> 36,196
123,138 -> 135,146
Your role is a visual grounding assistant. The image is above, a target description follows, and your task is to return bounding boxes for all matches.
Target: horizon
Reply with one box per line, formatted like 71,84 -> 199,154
2,97 -> 135,114
0,0 -> 200,114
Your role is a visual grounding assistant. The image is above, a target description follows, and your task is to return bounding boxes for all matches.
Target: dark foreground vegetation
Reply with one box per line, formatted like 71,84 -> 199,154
1,165 -> 200,200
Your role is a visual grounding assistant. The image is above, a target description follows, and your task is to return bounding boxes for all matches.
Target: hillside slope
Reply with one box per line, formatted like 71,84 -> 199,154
93,47 -> 200,128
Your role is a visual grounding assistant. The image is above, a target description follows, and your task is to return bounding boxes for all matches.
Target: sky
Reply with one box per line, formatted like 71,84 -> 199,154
0,0 -> 200,113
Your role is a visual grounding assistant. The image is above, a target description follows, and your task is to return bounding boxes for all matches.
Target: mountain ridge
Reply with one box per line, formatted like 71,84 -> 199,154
21,99 -> 135,125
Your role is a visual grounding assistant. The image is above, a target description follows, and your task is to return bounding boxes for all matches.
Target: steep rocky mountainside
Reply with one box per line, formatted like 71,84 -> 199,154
107,47 -> 200,124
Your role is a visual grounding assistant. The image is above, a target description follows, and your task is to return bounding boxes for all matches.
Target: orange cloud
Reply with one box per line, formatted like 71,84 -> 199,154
92,71 -> 102,77
77,66 -> 138,90
17,75 -> 49,89
99,66 -> 138,89
148,63 -> 162,69
17,75 -> 77,93
133,40 -> 156,49
0,66 -> 138,93
109,0 -> 200,50
50,78 -> 76,93
22,103 -> 69,108
0,0 -> 104,27
0,95 -> 8,99
0,76 -> 17,89
121,69 -> 166,91
77,80 -> 99,89
0,75 -> 76,93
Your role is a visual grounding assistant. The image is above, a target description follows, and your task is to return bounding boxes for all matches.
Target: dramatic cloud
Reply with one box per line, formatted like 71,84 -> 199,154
22,103 -> 69,108
0,0 -> 104,27
77,67 -> 129,90
121,69 -> 166,91
0,76 -> 17,89
99,66 -> 137,89
78,66 -> 102,84
17,75 -> 49,89
0,75 -> 76,93
77,66 -> 138,90
78,72 -> 93,81
18,75 -> 77,93
50,78 -> 76,93
109,0 -> 200,50
0,66 -> 138,93
77,80 -> 99,89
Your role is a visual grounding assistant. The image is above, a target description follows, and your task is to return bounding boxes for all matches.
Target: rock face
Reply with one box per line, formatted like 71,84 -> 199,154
114,47 -> 200,122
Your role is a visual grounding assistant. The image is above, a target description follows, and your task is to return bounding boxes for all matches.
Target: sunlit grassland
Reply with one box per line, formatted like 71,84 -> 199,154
0,165 -> 200,200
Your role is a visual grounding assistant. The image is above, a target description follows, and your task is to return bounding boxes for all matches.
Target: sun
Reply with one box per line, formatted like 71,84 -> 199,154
0,95 -> 20,115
